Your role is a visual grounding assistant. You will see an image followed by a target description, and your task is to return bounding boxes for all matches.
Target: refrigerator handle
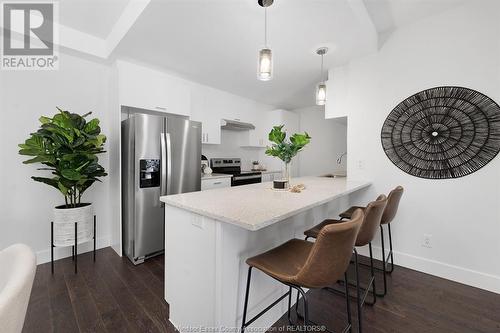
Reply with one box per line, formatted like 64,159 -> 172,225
160,132 -> 167,206
166,133 -> 172,195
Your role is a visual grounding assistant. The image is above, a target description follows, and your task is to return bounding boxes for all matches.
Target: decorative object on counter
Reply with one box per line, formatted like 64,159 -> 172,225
18,107 -> 107,270
381,86 -> 500,179
203,166 -> 213,174
257,0 -> 274,81
272,179 -> 288,190
289,183 -> 305,193
315,47 -> 328,105
201,154 -> 209,172
265,125 -> 311,189
251,160 -> 260,171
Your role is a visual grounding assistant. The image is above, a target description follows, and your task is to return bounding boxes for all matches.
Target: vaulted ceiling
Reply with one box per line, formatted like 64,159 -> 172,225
33,0 -> 470,108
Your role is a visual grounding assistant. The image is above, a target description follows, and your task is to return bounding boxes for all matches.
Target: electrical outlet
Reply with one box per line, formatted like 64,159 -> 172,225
357,160 -> 365,170
191,215 -> 204,229
422,234 -> 432,248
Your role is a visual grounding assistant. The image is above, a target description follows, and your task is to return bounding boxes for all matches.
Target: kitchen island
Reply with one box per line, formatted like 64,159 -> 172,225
160,176 -> 370,332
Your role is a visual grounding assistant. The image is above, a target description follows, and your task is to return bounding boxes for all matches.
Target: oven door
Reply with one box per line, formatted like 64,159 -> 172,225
232,174 -> 262,186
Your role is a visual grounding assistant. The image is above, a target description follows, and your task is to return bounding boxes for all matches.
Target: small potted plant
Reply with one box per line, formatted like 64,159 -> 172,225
18,108 -> 107,247
265,125 -> 311,189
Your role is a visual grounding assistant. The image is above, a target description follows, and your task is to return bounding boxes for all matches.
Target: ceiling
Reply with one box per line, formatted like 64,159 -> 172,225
113,0 -> 378,109
364,0 -> 467,35
53,0 -> 469,109
59,0 -> 130,39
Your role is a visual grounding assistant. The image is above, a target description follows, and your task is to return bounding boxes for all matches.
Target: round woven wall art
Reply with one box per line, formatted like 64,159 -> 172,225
381,86 -> 500,179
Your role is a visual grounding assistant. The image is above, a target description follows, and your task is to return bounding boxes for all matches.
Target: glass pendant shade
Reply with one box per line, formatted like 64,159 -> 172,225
258,48 -> 272,81
316,82 -> 327,105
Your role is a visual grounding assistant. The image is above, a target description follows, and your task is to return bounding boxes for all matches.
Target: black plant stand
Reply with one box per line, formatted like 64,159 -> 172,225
51,215 -> 96,274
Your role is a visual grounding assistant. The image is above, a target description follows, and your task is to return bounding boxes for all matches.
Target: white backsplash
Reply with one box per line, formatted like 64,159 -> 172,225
202,130 -> 260,171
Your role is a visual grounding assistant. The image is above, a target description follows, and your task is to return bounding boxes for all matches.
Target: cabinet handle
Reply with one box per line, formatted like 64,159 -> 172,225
155,106 -> 167,111
213,181 -> 222,185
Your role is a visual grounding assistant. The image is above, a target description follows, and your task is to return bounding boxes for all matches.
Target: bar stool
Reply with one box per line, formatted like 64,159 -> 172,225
303,195 -> 387,333
241,210 -> 364,333
339,186 -> 404,296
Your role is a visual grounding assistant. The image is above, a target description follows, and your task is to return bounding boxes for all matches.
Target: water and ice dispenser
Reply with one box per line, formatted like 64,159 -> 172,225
139,159 -> 160,188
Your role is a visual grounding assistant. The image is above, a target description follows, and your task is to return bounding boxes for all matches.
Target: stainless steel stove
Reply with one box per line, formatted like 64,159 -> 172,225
210,158 -> 262,186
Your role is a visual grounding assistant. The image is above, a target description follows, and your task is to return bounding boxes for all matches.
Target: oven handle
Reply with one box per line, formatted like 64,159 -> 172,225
233,175 -> 262,181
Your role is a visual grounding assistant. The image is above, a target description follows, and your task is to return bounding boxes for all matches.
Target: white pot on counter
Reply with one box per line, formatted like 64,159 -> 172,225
53,203 -> 93,247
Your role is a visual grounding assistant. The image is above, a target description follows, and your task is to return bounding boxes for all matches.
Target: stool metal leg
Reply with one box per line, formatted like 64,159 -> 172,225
287,286 -> 292,324
295,288 -> 300,318
72,246 -> 74,261
51,222 -> 54,274
367,243 -> 377,304
354,248 -> 362,333
74,222 -> 78,274
379,226 -> 387,296
387,224 -> 394,273
344,272 -> 352,332
294,286 -> 309,327
241,267 -> 252,333
93,215 -> 96,262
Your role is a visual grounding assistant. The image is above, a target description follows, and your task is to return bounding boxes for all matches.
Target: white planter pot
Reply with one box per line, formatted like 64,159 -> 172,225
53,203 -> 93,247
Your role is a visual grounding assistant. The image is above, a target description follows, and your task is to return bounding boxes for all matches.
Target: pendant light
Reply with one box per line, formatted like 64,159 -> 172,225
257,0 -> 273,81
315,47 -> 328,105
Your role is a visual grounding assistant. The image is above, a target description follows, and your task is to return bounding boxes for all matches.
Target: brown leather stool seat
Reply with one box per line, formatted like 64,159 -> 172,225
241,210 -> 364,333
303,219 -> 342,239
246,239 -> 313,286
339,206 -> 365,219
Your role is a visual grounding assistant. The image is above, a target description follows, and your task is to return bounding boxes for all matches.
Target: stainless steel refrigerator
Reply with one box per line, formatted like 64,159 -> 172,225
121,111 -> 201,265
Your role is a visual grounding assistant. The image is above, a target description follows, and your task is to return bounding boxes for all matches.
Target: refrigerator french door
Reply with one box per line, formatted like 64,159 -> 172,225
122,112 -> 201,265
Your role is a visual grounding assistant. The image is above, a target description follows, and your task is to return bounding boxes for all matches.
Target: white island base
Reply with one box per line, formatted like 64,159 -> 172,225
161,177 -> 370,332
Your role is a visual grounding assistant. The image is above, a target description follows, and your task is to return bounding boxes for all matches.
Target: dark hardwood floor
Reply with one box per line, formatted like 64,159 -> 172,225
23,247 -> 500,333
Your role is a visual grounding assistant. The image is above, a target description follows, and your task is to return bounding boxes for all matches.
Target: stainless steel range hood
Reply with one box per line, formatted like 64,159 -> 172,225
220,119 -> 256,131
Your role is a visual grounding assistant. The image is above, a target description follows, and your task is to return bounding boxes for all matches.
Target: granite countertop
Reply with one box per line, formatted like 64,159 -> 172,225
201,173 -> 232,180
161,177 -> 371,231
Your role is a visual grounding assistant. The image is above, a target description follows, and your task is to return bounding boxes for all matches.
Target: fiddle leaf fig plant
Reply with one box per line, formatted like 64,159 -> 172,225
18,107 -> 107,208
265,125 -> 311,163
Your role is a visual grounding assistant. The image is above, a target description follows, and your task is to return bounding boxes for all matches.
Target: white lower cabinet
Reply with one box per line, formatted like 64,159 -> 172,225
201,177 -> 231,191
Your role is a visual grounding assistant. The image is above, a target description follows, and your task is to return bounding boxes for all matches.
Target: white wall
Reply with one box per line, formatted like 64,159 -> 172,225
0,53 -> 112,263
328,1 -> 500,293
294,106 -> 347,176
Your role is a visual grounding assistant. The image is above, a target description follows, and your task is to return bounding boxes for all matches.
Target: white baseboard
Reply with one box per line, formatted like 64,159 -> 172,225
36,236 -> 111,265
357,245 -> 500,294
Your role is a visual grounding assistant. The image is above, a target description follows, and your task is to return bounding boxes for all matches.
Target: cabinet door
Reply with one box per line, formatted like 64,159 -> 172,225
118,61 -> 191,117
192,89 -> 222,145
119,62 -> 167,111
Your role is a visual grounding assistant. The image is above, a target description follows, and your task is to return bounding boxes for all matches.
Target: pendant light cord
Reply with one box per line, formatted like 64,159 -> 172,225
320,53 -> 324,82
264,7 -> 268,47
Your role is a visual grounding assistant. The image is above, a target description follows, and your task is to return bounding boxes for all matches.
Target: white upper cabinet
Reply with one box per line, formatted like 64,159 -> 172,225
244,117 -> 267,147
190,86 -> 223,144
117,60 -> 191,117
325,67 -> 347,119
240,109 -> 299,148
